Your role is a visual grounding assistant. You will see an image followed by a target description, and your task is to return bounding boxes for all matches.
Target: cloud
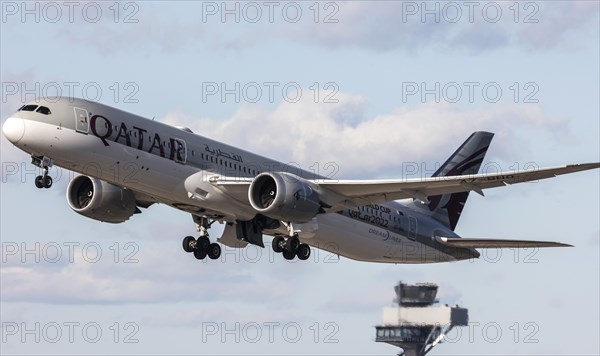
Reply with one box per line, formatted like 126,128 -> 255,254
0,239 -> 297,305
55,15 -> 205,55
33,2 -> 598,56
320,283 -> 391,315
516,2 -> 600,50
276,1 -> 597,54
163,91 -> 570,179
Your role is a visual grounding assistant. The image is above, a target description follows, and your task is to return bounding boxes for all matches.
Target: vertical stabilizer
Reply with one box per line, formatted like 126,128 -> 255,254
414,131 -> 494,231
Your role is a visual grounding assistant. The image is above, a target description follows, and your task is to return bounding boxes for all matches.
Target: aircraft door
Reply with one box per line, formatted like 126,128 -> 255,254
74,107 -> 89,134
408,216 -> 417,240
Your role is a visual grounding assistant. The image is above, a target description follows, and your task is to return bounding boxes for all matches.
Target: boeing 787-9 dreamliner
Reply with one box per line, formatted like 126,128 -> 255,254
3,97 -> 599,263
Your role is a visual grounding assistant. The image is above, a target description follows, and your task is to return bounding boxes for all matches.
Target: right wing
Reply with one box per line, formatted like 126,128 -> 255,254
435,236 -> 573,249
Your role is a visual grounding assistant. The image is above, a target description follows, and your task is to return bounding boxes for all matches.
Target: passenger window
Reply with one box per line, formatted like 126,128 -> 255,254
36,106 -> 51,115
20,105 -> 38,112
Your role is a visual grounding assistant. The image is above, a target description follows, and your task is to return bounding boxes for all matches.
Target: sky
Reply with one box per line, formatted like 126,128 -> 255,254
0,1 -> 599,355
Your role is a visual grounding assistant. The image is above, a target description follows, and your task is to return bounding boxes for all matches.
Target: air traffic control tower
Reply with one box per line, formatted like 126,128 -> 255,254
375,281 -> 468,356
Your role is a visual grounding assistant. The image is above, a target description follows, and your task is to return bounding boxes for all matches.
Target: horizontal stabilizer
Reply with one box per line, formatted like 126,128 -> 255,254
436,236 -> 573,248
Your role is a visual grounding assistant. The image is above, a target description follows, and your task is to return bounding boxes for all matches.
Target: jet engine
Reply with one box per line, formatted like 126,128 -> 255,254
67,176 -> 138,223
248,172 -> 326,223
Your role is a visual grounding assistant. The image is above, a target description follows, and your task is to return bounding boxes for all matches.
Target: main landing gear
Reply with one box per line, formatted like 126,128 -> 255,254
272,223 -> 311,261
182,216 -> 222,261
32,156 -> 53,189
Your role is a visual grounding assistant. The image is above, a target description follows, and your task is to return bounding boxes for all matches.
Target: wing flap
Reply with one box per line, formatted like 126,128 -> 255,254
216,222 -> 249,248
436,236 -> 573,248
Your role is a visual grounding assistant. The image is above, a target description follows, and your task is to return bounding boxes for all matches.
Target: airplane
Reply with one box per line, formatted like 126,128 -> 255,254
2,97 -> 598,263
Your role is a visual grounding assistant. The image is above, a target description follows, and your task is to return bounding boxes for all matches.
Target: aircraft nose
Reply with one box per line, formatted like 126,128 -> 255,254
2,117 -> 25,143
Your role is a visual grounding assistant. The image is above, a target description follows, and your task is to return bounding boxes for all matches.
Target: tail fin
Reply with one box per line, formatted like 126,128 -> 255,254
414,131 -> 494,231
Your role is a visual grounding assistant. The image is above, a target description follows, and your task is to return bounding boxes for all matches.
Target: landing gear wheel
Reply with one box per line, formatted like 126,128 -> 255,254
35,176 -> 44,189
182,236 -> 196,253
282,249 -> 296,260
43,175 -> 53,189
208,243 -> 221,260
193,248 -> 207,260
297,244 -> 311,261
197,236 -> 210,251
285,236 -> 300,253
272,236 -> 285,253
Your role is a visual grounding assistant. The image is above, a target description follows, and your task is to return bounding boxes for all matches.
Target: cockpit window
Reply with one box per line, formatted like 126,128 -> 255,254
36,106 -> 51,115
20,105 -> 38,112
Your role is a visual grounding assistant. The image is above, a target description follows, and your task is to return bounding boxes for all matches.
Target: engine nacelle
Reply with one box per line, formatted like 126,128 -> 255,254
67,176 -> 137,223
248,172 -> 325,223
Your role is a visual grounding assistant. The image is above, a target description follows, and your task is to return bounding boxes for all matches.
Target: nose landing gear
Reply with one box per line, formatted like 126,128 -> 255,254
32,156 -> 53,189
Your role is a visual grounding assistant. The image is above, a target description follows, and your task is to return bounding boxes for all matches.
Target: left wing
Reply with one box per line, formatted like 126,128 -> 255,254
211,163 -> 599,209
315,163 -> 599,207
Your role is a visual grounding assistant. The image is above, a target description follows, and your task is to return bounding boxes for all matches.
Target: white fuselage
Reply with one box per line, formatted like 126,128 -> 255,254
3,97 -> 467,263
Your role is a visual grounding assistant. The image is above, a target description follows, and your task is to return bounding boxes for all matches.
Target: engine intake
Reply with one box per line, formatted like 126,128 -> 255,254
248,172 -> 325,223
67,176 -> 138,223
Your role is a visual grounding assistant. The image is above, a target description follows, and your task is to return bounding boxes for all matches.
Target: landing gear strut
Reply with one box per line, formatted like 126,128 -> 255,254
272,222 -> 311,261
182,216 -> 222,261
32,156 -> 53,189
